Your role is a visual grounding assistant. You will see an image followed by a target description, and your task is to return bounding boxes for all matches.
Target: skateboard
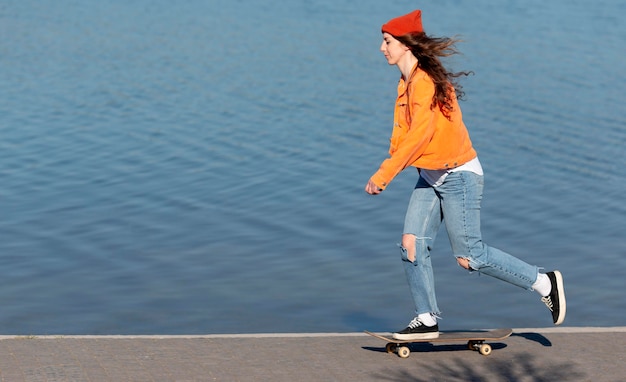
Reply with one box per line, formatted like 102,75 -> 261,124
365,328 -> 512,358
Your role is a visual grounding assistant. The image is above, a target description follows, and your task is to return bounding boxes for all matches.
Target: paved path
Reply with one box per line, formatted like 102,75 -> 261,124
0,327 -> 624,381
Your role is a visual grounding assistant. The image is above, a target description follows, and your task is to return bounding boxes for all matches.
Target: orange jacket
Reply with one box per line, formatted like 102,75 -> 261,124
370,66 -> 477,190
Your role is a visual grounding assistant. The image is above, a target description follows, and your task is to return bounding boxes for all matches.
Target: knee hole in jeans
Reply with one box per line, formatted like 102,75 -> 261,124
401,234 -> 416,262
456,257 -> 473,270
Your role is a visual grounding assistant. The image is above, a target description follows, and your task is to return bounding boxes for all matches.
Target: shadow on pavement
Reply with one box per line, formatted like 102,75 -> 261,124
513,332 -> 552,347
363,341 -> 508,354
369,353 -> 585,382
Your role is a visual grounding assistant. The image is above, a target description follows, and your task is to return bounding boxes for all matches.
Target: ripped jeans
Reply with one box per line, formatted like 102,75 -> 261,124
401,171 -> 539,316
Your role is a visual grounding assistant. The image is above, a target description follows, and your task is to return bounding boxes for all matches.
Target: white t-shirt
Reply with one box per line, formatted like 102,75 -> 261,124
420,157 -> 483,187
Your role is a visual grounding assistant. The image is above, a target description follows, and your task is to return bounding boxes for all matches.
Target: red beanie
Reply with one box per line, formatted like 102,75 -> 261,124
381,9 -> 423,36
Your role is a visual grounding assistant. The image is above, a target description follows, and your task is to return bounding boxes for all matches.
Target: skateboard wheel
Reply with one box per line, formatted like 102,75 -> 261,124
478,344 -> 492,356
397,346 -> 410,358
385,343 -> 396,354
467,340 -> 476,350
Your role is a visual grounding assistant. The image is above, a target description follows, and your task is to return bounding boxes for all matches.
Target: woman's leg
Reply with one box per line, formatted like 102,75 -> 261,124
438,171 -> 538,289
401,176 -> 444,315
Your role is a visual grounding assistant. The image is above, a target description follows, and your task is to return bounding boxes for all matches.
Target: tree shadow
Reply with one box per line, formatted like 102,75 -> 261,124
369,352 -> 585,381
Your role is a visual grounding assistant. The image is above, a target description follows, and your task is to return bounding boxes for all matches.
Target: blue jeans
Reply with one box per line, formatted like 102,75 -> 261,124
401,171 -> 539,316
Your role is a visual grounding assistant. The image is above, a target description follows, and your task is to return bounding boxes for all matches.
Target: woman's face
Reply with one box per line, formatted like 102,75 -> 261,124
380,32 -> 409,65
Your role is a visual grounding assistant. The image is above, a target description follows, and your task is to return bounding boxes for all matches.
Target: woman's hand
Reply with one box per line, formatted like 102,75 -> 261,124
365,179 -> 383,195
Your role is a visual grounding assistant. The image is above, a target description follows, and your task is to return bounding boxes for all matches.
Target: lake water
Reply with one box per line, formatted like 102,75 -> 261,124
1,0 -> 625,334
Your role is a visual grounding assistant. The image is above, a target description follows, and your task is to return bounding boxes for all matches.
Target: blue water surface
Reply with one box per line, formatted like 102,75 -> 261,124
1,0 -> 625,334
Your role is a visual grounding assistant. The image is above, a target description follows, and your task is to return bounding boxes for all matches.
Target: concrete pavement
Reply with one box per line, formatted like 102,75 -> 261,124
0,327 -> 624,381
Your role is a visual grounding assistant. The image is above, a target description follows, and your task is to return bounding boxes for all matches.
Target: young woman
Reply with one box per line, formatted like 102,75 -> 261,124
365,9 -> 566,340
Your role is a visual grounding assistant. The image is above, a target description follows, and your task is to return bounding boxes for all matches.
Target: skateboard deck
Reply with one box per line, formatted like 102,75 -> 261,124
365,328 -> 512,358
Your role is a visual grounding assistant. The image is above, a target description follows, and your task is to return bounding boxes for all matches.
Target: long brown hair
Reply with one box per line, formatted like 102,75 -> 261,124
396,33 -> 472,118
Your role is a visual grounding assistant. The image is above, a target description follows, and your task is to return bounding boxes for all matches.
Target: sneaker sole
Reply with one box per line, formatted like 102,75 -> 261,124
392,331 -> 440,341
553,270 -> 566,325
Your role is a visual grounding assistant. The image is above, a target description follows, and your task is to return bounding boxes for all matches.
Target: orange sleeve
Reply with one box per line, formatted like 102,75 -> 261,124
370,77 -> 436,190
